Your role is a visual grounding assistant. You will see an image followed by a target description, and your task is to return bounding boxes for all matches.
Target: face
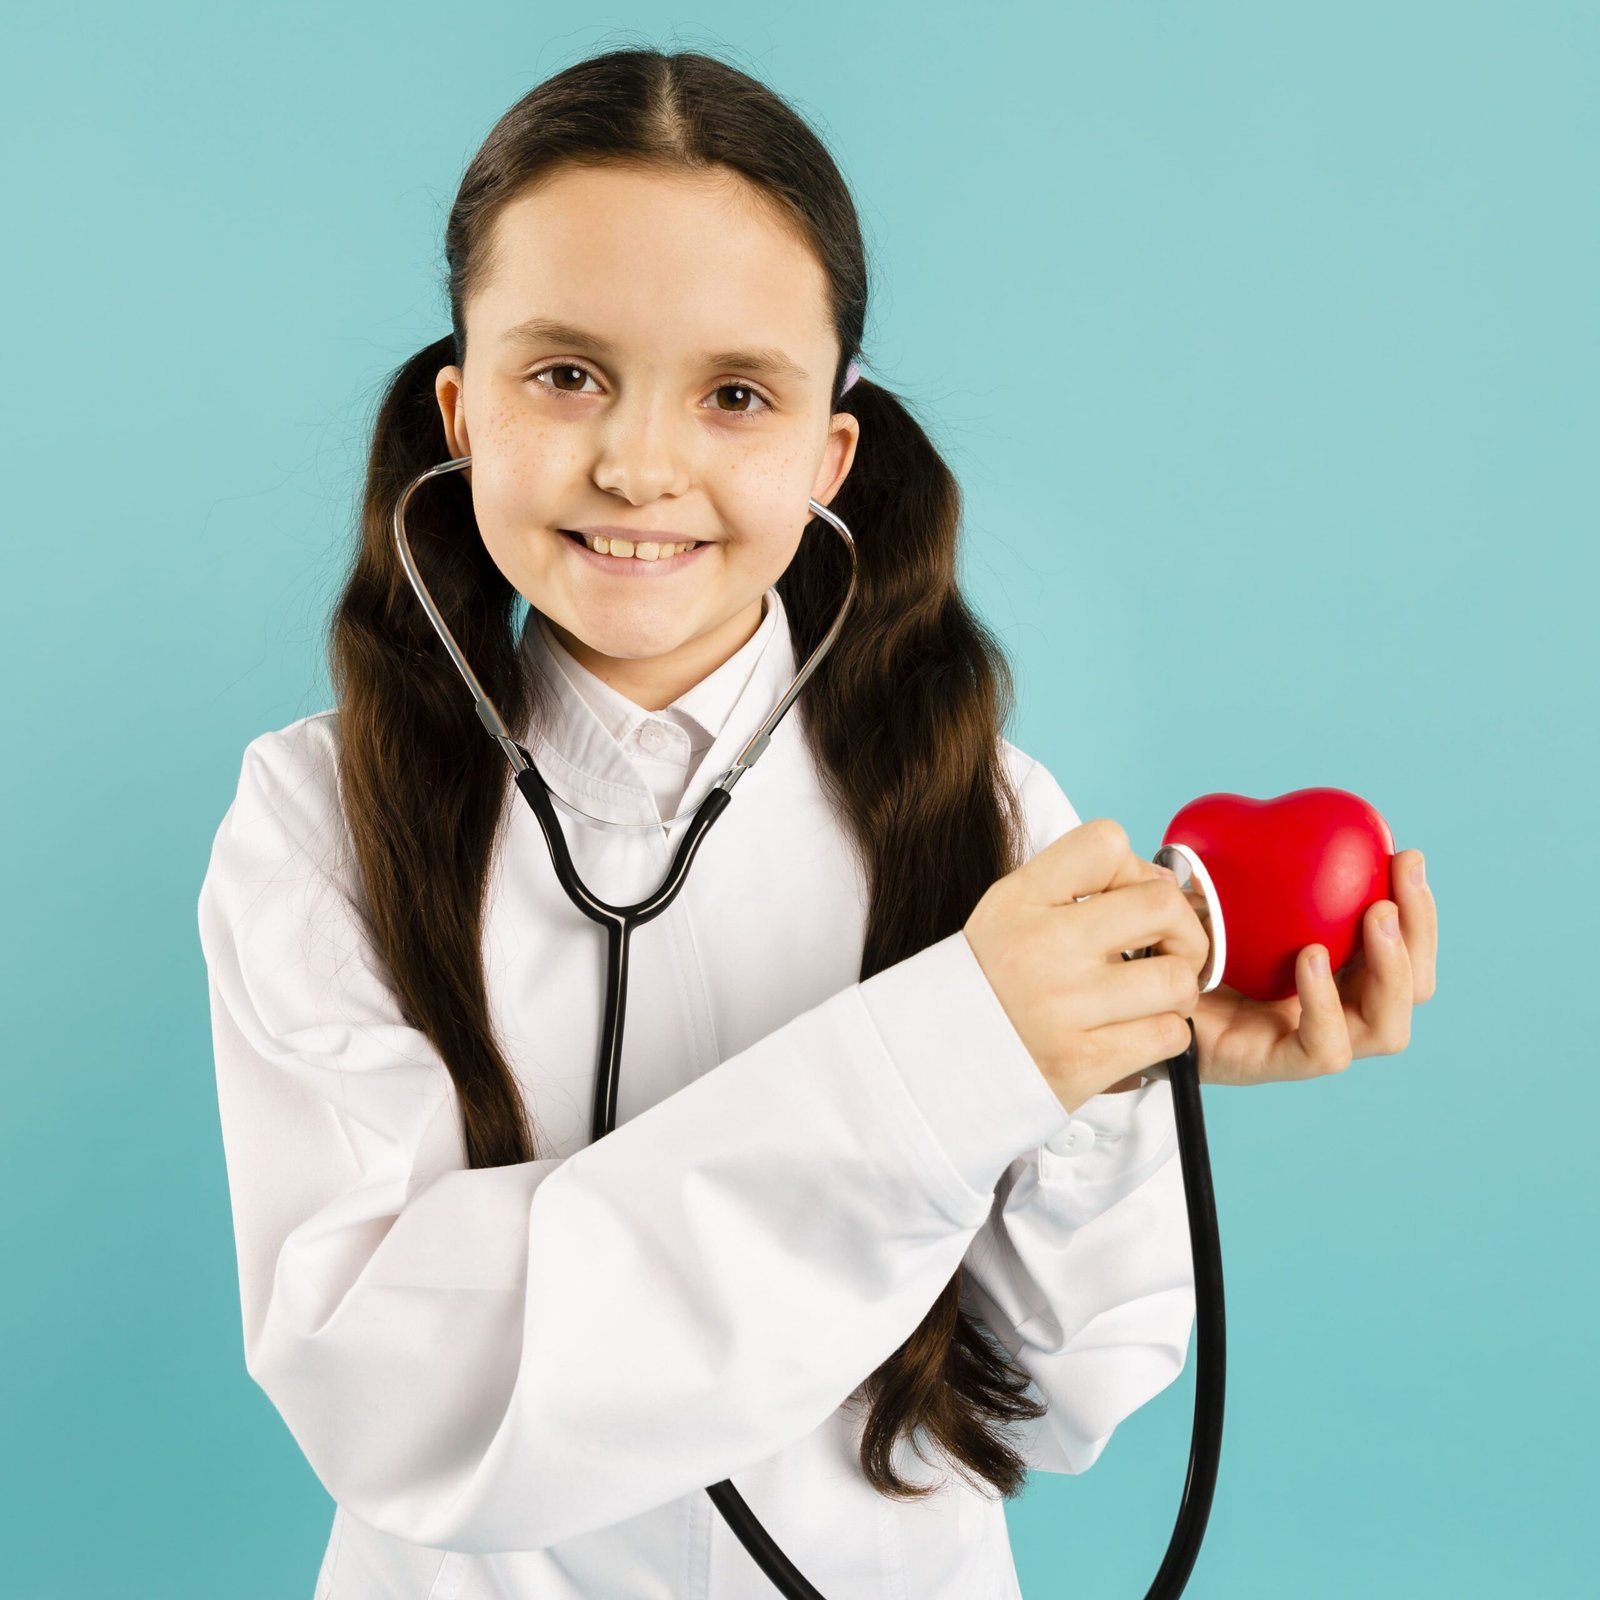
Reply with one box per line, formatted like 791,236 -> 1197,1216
434,162 -> 859,711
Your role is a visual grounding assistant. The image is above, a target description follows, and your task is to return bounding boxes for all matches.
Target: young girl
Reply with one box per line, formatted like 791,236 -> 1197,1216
198,46 -> 1433,1600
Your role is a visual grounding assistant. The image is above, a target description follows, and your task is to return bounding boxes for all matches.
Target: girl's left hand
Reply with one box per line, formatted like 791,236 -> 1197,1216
1187,848 -> 1438,1088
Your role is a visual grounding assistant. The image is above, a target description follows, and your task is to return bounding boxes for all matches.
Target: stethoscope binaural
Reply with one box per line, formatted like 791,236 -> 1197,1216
394,454 -> 1226,1599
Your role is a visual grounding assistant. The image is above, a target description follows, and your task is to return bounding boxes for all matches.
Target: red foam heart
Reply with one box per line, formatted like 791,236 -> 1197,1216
1161,788 -> 1396,1003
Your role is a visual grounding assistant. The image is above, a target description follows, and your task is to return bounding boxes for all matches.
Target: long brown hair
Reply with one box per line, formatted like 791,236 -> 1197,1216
329,45 -> 1044,1503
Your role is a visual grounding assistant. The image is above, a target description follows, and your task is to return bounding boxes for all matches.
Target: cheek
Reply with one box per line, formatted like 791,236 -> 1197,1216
467,427 -> 576,529
720,446 -> 816,540
726,507 -> 810,583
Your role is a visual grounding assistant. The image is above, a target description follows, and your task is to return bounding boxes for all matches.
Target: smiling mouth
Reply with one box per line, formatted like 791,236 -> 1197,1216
561,530 -> 706,557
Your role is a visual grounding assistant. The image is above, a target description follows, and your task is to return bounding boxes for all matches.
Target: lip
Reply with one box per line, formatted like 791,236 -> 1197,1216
557,528 -> 714,577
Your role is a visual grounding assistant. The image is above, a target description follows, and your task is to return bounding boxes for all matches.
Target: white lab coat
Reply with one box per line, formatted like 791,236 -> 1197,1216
197,584 -> 1195,1600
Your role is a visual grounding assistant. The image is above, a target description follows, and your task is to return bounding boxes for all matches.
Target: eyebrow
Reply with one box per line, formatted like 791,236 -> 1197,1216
498,315 -> 812,387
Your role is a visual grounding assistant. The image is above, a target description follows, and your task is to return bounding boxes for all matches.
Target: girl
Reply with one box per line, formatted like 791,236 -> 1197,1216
198,46 -> 1436,1600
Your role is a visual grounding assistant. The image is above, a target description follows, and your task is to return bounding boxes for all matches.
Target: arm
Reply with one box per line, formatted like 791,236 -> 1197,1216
954,754 -> 1197,1475
961,1080 -> 1193,1474
198,723 -> 1075,1554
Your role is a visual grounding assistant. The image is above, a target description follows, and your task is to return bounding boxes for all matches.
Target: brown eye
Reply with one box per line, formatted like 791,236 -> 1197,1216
536,364 -> 591,394
712,383 -> 771,416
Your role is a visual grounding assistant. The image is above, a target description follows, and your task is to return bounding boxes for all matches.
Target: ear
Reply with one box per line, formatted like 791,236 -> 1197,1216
812,411 -> 860,508
435,364 -> 470,459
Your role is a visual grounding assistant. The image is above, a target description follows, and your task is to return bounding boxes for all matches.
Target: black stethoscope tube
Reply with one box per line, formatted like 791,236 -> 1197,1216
1150,1023 -> 1224,1599
516,757 -> 832,1595
512,761 -> 733,1149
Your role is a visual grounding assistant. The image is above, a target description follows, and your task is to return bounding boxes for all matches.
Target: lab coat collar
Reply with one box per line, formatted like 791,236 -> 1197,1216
517,586 -> 797,828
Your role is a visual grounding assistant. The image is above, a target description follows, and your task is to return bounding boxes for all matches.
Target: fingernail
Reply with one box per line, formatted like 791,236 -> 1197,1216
1378,907 -> 1400,938
1308,947 -> 1327,977
1154,864 -> 1178,882
1409,856 -> 1425,887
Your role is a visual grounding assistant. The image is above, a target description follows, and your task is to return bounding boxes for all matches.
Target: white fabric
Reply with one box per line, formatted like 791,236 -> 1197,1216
532,594 -> 775,822
197,582 -> 1196,1599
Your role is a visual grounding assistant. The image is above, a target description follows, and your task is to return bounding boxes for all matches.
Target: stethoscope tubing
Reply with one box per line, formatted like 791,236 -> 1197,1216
1149,1024 -> 1224,1598
393,457 -> 1223,1597
513,760 -> 733,1145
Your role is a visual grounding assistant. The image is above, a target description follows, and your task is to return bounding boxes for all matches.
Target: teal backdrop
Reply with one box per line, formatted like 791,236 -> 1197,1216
2,2 -> 1591,1595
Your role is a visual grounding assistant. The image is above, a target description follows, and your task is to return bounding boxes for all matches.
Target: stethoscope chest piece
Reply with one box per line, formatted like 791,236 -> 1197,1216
1154,842 -> 1227,995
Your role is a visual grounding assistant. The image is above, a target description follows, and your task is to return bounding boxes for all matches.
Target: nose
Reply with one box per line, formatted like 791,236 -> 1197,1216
591,392 -> 694,504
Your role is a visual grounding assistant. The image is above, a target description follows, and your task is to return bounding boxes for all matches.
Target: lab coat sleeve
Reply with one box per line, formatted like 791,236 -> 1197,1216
954,755 -> 1198,1476
197,721 -> 1076,1556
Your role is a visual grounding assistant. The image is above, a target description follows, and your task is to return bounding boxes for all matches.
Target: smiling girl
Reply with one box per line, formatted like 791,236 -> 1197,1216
199,43 -> 1434,1600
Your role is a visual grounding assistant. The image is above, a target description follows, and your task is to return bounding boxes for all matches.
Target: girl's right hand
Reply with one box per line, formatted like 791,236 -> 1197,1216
962,817 -> 1211,1115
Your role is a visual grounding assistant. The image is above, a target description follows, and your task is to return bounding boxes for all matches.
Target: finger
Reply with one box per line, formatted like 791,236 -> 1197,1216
1394,848 -> 1437,1003
1031,816 -> 1172,906
1080,1010 -> 1195,1086
1089,878 -> 1210,980
1079,952 -> 1199,1030
1291,944 -> 1353,1075
1348,899 -> 1414,1057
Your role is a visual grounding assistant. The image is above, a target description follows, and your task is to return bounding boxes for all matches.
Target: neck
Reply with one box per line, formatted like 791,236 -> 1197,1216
545,594 -> 767,712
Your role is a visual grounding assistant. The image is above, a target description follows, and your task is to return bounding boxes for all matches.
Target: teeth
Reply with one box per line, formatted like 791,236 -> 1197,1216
581,534 -> 699,560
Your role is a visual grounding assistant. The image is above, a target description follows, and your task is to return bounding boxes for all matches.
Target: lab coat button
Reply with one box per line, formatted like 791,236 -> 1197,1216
638,721 -> 667,752
1045,1120 -> 1096,1157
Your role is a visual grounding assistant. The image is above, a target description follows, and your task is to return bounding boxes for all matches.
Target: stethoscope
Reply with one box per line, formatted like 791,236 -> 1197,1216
393,454 -> 1225,1598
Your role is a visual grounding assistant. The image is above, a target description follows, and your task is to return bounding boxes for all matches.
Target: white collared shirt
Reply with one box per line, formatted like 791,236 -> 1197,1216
533,592 -> 777,822
197,582 -> 1195,1600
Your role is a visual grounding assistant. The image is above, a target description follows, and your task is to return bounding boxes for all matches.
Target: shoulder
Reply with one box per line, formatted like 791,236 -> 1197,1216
998,735 -> 1084,864
237,708 -> 341,804
198,708 -> 399,1049
208,709 -> 350,889
245,707 -> 340,774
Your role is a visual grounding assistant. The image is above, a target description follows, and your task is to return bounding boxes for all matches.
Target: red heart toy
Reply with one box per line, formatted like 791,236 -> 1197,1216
1159,788 -> 1396,1003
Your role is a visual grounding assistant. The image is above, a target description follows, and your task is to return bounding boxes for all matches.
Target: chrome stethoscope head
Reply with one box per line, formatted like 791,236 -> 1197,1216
390,453 -> 860,828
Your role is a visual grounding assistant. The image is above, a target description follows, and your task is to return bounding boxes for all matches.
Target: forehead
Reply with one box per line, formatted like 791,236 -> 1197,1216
471,164 -> 834,358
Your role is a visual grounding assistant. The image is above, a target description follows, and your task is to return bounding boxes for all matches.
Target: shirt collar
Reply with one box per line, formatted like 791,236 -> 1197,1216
517,586 -> 797,827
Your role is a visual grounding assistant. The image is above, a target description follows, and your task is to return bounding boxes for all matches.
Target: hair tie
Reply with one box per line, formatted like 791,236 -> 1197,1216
839,356 -> 861,397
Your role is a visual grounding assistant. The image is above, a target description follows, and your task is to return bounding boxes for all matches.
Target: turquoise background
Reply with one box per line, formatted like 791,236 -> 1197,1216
2,2 -> 1592,1594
